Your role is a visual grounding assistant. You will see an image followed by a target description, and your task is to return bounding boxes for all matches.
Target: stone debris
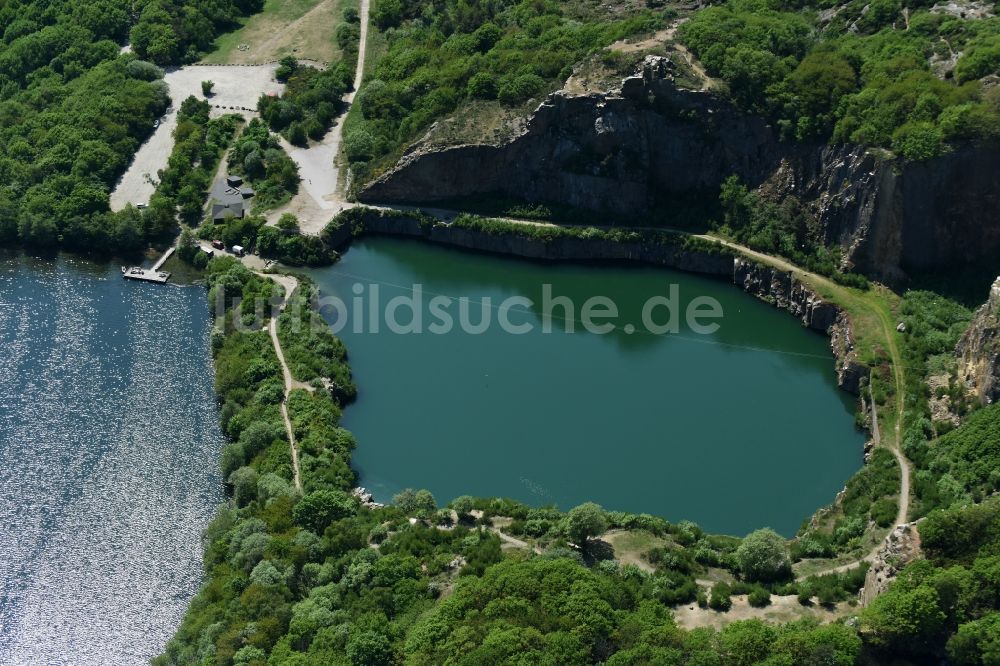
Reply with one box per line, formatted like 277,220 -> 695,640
957,276 -> 1000,405
859,521 -> 923,606
352,486 -> 384,509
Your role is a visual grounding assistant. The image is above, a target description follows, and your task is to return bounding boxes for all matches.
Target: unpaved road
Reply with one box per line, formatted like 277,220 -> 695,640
270,0 -> 372,234
259,271 -> 305,493
110,64 -> 284,211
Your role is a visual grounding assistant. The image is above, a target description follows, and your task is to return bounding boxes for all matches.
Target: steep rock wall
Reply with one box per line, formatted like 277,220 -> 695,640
359,57 -> 1000,282
733,259 -> 869,394
957,276 -> 1000,405
859,521 -> 923,607
361,57 -> 781,216
329,212 -> 735,274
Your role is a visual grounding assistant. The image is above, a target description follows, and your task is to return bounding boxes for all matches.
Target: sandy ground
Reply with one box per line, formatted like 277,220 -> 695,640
673,594 -> 855,631
110,64 -> 284,211
267,0 -> 371,235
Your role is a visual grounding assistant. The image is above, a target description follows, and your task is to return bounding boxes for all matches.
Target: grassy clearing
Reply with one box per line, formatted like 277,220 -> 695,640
602,529 -> 668,571
201,0 -> 345,64
419,99 -> 532,147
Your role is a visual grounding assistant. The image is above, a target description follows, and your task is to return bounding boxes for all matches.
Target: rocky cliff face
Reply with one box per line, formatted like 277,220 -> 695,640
362,56 -> 780,216
359,56 -> 1000,282
859,521 -> 923,607
328,210 -> 735,275
957,276 -> 1000,405
733,259 -> 868,394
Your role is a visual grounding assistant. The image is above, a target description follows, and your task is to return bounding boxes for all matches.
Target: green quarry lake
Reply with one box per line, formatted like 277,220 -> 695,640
309,237 -> 866,537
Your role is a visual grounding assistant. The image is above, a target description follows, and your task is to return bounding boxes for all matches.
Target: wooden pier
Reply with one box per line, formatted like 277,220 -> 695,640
151,246 -> 174,271
122,266 -> 171,283
121,246 -> 174,284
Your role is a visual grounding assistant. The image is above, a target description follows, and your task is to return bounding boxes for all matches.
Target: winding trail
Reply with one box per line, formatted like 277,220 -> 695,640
666,234 -> 910,579
258,272 -> 305,493
491,528 -> 543,554
670,234 -> 911,578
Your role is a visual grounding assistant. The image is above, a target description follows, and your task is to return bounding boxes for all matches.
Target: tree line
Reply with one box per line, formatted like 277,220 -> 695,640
0,0 -> 263,255
679,0 -> 1000,160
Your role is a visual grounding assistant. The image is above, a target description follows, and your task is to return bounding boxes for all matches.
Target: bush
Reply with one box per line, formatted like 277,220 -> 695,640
871,498 -> 898,527
293,490 -> 356,533
566,502 -> 608,546
748,586 -> 771,607
709,582 -> 732,611
126,59 -> 164,81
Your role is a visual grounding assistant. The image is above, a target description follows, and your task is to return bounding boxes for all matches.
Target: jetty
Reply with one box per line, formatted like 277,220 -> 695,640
151,246 -> 174,271
121,247 -> 174,284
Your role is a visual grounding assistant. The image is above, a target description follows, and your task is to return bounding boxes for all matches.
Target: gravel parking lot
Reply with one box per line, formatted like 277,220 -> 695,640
110,64 -> 285,211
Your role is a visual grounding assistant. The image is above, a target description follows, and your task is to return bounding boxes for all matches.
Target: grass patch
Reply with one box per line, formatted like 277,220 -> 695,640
202,0 -> 345,64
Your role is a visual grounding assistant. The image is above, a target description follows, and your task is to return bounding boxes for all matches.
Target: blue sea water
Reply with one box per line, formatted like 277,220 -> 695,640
0,252 -> 223,665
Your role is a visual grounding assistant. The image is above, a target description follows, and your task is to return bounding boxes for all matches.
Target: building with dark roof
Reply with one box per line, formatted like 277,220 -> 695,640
210,175 -> 255,222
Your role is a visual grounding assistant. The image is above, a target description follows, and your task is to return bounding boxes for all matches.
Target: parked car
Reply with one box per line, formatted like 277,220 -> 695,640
231,245 -> 245,257
211,240 -> 224,250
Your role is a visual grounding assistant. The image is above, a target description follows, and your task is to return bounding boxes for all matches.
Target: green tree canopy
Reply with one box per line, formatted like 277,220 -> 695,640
734,528 -> 791,582
566,502 -> 608,546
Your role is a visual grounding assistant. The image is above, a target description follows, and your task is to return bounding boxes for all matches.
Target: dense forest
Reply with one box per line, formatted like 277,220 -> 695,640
0,0 -> 261,254
678,0 -> 1000,158
342,0 -> 669,184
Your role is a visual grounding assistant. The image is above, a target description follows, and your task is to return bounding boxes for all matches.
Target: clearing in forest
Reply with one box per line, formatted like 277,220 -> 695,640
201,0 -> 348,64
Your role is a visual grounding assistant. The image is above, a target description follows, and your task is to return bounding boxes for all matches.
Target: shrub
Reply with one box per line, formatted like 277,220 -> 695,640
293,490 -> 356,533
748,586 -> 771,607
709,582 -> 732,611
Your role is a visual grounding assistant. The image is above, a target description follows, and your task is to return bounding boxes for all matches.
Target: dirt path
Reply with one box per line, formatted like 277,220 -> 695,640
256,271 -> 305,493
672,234 -> 911,579
693,237 -> 910,505
491,528 -> 542,554
271,0 -> 372,234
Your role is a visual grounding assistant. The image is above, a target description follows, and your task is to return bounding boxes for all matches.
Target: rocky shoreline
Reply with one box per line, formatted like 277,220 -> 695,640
326,208 -> 871,399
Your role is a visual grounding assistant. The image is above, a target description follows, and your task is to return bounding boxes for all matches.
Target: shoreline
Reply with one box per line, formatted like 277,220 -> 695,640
324,207 -> 872,401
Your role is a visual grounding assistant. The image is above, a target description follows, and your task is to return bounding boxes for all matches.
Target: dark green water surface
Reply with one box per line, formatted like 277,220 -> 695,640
308,237 -> 865,536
